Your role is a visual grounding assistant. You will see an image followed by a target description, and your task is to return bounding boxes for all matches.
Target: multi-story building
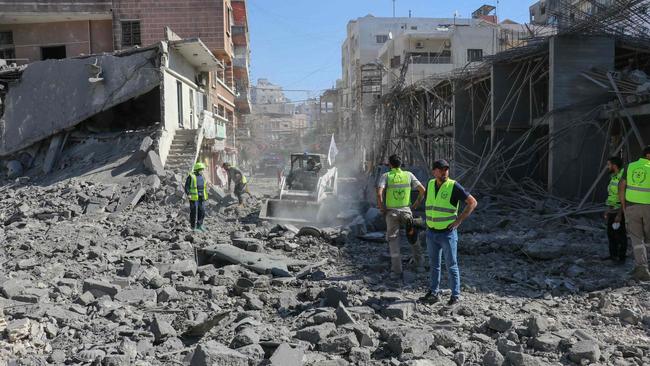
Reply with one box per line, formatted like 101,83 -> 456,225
232,0 -> 252,143
529,0 -> 615,26
378,21 -> 533,90
0,0 -> 251,169
319,88 -> 340,135
250,78 -> 294,114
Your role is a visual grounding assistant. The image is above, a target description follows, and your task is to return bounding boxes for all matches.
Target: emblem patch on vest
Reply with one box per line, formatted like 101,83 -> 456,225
441,191 -> 449,199
393,190 -> 406,200
632,168 -> 647,184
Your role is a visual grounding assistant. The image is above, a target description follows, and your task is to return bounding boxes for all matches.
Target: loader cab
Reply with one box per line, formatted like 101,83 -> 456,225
286,153 -> 327,190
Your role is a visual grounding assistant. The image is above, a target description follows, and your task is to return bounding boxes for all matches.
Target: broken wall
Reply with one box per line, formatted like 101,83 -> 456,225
0,48 -> 161,156
548,35 -> 614,199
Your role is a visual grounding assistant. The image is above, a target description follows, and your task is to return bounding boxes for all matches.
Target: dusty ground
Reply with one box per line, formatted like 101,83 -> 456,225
0,140 -> 649,365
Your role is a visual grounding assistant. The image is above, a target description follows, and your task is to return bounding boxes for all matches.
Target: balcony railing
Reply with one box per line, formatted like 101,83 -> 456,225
408,55 -> 452,64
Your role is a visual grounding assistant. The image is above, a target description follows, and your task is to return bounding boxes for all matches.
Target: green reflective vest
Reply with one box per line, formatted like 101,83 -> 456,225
625,158 -> 650,204
425,178 -> 459,230
188,173 -> 208,201
606,171 -> 623,208
385,168 -> 411,209
230,167 -> 248,184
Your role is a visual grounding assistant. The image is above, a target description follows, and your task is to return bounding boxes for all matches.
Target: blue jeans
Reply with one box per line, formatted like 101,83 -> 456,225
426,229 -> 460,297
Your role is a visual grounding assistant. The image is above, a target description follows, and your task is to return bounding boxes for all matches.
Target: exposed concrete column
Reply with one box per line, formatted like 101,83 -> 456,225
548,35 -> 614,199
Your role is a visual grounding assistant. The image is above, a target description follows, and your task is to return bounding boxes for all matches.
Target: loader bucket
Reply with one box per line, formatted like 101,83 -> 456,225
259,198 -> 323,224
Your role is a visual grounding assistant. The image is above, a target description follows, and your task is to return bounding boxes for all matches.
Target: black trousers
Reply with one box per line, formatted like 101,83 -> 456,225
189,199 -> 205,228
606,211 -> 628,260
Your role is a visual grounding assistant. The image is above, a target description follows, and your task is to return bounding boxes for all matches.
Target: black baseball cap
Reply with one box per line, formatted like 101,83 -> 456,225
432,159 -> 450,169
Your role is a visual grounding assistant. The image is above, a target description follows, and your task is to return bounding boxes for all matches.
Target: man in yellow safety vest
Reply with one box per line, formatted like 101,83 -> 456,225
376,154 -> 426,281
603,156 -> 627,264
420,159 -> 477,306
619,146 -> 650,281
184,162 -> 209,232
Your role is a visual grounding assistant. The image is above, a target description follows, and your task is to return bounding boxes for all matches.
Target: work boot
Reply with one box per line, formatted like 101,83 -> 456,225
419,290 -> 440,304
447,296 -> 460,306
198,225 -> 207,232
631,266 -> 650,281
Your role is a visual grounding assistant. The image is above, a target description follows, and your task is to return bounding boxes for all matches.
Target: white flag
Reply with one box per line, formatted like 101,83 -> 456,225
327,134 -> 338,166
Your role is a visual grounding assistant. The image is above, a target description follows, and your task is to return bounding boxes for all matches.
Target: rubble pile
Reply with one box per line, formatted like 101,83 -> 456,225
0,136 -> 649,365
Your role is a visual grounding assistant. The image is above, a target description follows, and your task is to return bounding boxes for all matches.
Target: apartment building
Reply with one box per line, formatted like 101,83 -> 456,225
529,0 -> 615,25
0,0 -> 251,168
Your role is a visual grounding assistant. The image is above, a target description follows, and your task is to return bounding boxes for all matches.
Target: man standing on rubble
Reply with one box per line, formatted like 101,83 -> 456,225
223,162 -> 249,206
376,154 -> 426,281
420,159 -> 477,305
604,156 -> 627,264
619,146 -> 650,281
184,162 -> 208,232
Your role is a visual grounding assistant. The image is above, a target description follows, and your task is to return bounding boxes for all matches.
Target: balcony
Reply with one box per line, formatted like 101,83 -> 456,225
407,55 -> 452,65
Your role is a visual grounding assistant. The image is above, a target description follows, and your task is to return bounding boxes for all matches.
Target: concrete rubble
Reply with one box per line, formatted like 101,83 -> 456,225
0,132 -> 649,365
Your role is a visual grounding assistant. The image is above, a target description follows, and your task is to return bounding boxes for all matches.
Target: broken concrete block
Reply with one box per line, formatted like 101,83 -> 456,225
335,302 -> 356,325
269,343 -> 303,366
1,279 -> 25,299
236,343 -> 264,364
488,315 -> 513,332
530,334 -> 561,352
157,287 -> 180,303
229,327 -> 260,348
158,259 -> 197,277
387,329 -> 434,356
322,286 -> 349,307
191,340 -> 248,366
6,318 -> 30,342
144,174 -> 161,191
82,279 -> 120,298
135,136 -> 154,160
17,258 -> 38,270
144,150 -> 165,176
382,301 -> 415,320
115,288 -> 157,306
526,315 -> 548,337
151,316 -> 177,342
200,245 -> 291,276
295,322 -> 336,344
76,291 -> 95,306
319,333 -> 359,354
482,350 -> 505,366
114,188 -> 146,213
506,351 -> 545,366
568,340 -> 600,363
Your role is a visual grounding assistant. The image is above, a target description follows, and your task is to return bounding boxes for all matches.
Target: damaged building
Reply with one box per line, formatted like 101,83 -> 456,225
369,0 -> 650,205
0,30 -> 226,179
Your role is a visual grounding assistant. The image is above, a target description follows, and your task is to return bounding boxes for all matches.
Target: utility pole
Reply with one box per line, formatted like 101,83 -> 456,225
392,0 -> 396,17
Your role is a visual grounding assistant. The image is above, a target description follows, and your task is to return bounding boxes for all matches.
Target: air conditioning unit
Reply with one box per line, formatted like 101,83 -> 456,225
415,41 -> 424,49
444,40 -> 451,49
196,72 -> 208,87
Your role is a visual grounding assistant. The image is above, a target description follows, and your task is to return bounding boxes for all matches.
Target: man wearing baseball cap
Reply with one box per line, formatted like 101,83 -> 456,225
420,159 -> 477,305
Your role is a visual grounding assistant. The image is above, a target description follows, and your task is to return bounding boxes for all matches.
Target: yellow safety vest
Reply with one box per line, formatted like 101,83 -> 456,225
188,173 -> 208,201
606,171 -> 623,208
385,168 -> 411,209
625,158 -> 650,204
425,178 -> 459,230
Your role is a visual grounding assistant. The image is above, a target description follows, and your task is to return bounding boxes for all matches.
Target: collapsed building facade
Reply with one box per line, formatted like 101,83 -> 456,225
0,30 -> 230,181
369,0 -> 650,206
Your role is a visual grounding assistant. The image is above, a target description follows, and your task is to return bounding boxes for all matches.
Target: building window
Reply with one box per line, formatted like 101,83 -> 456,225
0,31 -> 15,60
376,35 -> 388,44
467,49 -> 483,62
410,26 -> 418,30
41,45 -> 66,60
121,20 -> 141,47
227,6 -> 233,36
176,81 -> 184,128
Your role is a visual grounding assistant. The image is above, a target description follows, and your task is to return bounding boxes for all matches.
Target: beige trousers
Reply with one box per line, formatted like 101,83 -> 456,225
385,210 -> 423,273
625,204 -> 650,267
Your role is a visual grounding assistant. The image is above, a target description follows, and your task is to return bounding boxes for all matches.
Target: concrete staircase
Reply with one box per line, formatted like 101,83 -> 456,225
165,129 -> 198,173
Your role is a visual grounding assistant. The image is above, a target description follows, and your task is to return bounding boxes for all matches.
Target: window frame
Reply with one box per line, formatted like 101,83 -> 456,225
376,35 -> 389,44
121,20 -> 142,48
467,48 -> 483,62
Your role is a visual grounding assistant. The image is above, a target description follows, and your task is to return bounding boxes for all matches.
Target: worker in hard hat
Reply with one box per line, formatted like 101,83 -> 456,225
223,162 -> 249,206
184,162 -> 208,232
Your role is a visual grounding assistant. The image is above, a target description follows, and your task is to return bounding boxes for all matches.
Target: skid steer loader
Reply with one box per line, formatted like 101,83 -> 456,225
259,153 -> 338,225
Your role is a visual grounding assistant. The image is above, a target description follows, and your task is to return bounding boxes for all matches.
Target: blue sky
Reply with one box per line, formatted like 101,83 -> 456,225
247,0 -> 532,101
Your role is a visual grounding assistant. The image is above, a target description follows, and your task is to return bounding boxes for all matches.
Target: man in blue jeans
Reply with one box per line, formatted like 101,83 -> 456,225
420,159 -> 477,305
